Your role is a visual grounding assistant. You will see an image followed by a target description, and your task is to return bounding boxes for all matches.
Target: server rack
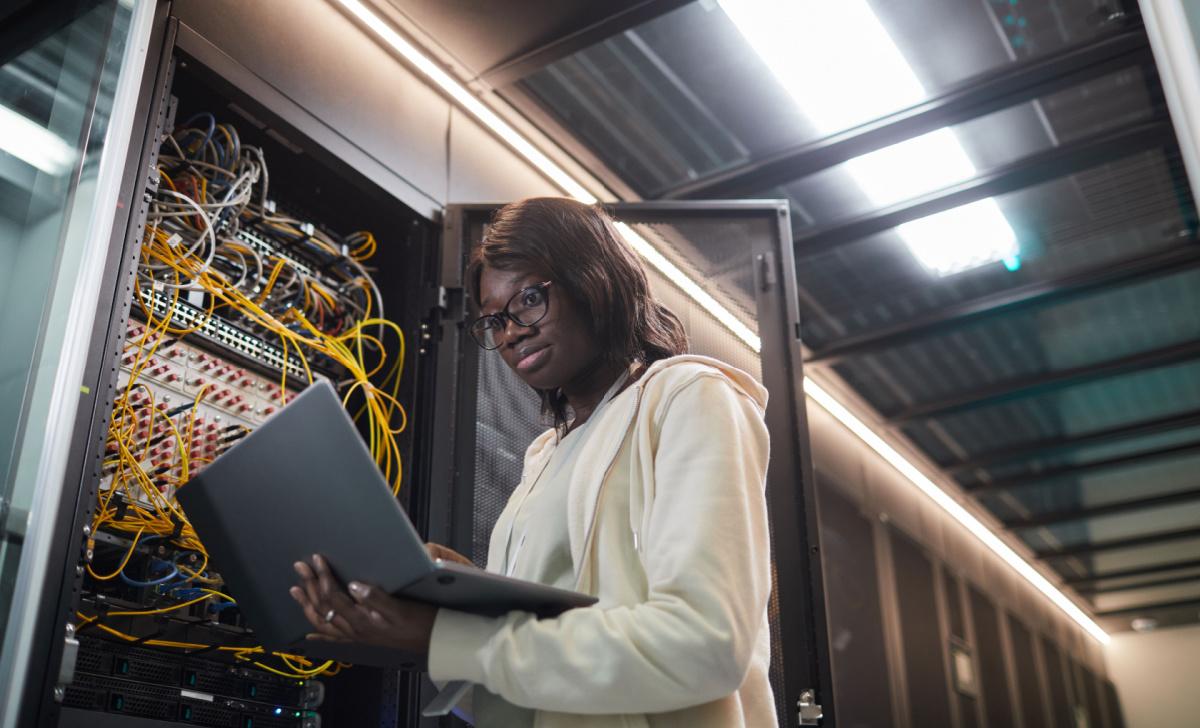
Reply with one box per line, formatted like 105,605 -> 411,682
7,5 -> 833,727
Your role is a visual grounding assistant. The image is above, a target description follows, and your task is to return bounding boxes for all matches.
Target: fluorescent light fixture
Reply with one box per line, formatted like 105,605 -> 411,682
0,104 -> 76,175
804,376 -> 1110,644
720,0 -> 1019,276
336,0 -> 1105,643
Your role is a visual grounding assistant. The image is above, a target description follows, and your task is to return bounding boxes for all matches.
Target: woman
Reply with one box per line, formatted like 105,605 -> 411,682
291,197 -> 777,727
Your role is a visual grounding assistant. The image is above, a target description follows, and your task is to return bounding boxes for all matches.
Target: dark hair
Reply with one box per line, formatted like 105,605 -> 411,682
467,197 -> 688,430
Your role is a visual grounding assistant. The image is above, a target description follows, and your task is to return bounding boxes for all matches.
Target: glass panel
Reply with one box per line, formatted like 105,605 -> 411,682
0,0 -> 135,655
1091,581 -> 1200,613
797,147 -> 1194,349
892,358 -> 1200,465
979,453 -> 1200,520
961,426 -> 1200,488
519,0 -> 1129,196
979,452 -> 1200,521
1018,501 -> 1200,551
769,66 -> 1164,237
1083,566 -> 1200,594
1050,535 -> 1200,579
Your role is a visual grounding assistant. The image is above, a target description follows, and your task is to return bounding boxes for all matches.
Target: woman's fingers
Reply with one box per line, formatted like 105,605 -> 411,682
294,560 -> 322,609
292,555 -> 360,640
425,542 -> 474,567
347,581 -> 400,616
312,554 -> 341,598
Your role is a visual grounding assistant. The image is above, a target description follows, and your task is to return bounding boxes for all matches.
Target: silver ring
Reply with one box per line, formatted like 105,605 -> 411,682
323,608 -> 336,624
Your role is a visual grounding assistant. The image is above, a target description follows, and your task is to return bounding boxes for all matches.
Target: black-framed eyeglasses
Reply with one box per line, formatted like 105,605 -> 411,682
469,281 -> 552,350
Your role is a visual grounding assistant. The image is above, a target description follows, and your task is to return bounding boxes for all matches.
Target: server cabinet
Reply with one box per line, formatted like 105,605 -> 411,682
429,202 -> 833,728
6,5 -> 832,728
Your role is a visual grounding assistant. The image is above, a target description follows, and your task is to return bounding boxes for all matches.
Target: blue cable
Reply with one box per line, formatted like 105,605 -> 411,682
119,563 -> 179,588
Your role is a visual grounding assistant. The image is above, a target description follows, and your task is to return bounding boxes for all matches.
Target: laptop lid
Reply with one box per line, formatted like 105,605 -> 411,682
176,380 -> 432,649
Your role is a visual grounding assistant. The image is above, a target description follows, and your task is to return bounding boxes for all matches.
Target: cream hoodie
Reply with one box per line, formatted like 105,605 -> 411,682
428,355 -> 778,727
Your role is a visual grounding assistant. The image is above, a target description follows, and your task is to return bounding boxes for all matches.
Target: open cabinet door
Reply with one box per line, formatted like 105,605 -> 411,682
426,201 -> 833,728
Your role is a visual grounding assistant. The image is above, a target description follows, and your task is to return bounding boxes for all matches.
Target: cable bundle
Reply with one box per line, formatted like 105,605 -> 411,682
79,114 -> 407,678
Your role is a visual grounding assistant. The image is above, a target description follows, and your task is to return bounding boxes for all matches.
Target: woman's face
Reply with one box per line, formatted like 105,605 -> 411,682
478,266 -> 600,390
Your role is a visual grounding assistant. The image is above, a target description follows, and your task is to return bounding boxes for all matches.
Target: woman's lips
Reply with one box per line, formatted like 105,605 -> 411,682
516,346 -> 549,371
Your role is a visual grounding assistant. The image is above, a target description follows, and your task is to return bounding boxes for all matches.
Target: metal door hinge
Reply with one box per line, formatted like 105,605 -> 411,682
54,622 -> 80,702
798,689 -> 823,725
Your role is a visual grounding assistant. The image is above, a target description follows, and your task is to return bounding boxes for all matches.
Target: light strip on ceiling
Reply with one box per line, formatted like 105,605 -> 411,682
336,0 -> 595,203
0,104 -> 77,175
719,0 -> 1020,276
335,0 -> 1106,643
336,0 -> 762,352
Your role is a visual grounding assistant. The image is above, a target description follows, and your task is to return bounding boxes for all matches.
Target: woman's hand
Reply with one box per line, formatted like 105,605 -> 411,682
289,554 -> 438,653
425,542 -> 474,567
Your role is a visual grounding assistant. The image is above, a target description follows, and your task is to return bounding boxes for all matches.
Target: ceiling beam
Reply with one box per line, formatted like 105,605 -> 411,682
887,339 -> 1200,423
478,0 -> 693,88
659,28 -> 1152,200
1063,557 -> 1200,585
944,409 -> 1200,474
964,440 -> 1200,493
1096,597 -> 1200,617
1075,573 -> 1200,595
791,120 -> 1174,258
1003,487 -> 1200,529
1035,526 -> 1200,560
804,243 -> 1200,366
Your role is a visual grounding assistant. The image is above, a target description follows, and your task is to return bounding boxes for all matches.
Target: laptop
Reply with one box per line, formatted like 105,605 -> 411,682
176,379 -> 596,670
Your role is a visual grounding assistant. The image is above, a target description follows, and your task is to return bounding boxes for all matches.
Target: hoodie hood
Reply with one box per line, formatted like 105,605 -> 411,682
639,354 -> 768,413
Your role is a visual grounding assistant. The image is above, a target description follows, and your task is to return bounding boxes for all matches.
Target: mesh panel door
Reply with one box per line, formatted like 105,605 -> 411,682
438,202 -> 829,728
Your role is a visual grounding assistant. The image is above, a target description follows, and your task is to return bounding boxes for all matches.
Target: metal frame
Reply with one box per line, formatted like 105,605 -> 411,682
1003,487 -> 1200,529
659,27 -> 1152,200
1095,596 -> 1200,617
22,9 -> 450,726
792,120 -> 1175,258
1064,557 -> 1200,585
433,200 -> 835,728
888,339 -> 1200,423
943,408 -> 1200,474
1075,572 -> 1200,595
478,0 -> 693,88
1035,526 -> 1200,560
964,439 -> 1200,492
804,243 -> 1200,366
15,4 -> 172,725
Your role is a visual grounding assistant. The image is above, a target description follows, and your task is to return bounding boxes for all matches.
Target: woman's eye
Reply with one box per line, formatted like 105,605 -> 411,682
521,290 -> 543,307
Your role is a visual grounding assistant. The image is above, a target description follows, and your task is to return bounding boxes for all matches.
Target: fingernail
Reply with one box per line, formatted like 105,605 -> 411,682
348,582 -> 362,594
293,562 -> 305,574
312,554 -> 322,567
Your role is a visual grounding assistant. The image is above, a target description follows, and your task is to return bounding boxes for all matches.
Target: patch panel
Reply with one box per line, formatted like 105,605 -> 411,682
105,320 -> 312,504
139,289 -> 315,380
